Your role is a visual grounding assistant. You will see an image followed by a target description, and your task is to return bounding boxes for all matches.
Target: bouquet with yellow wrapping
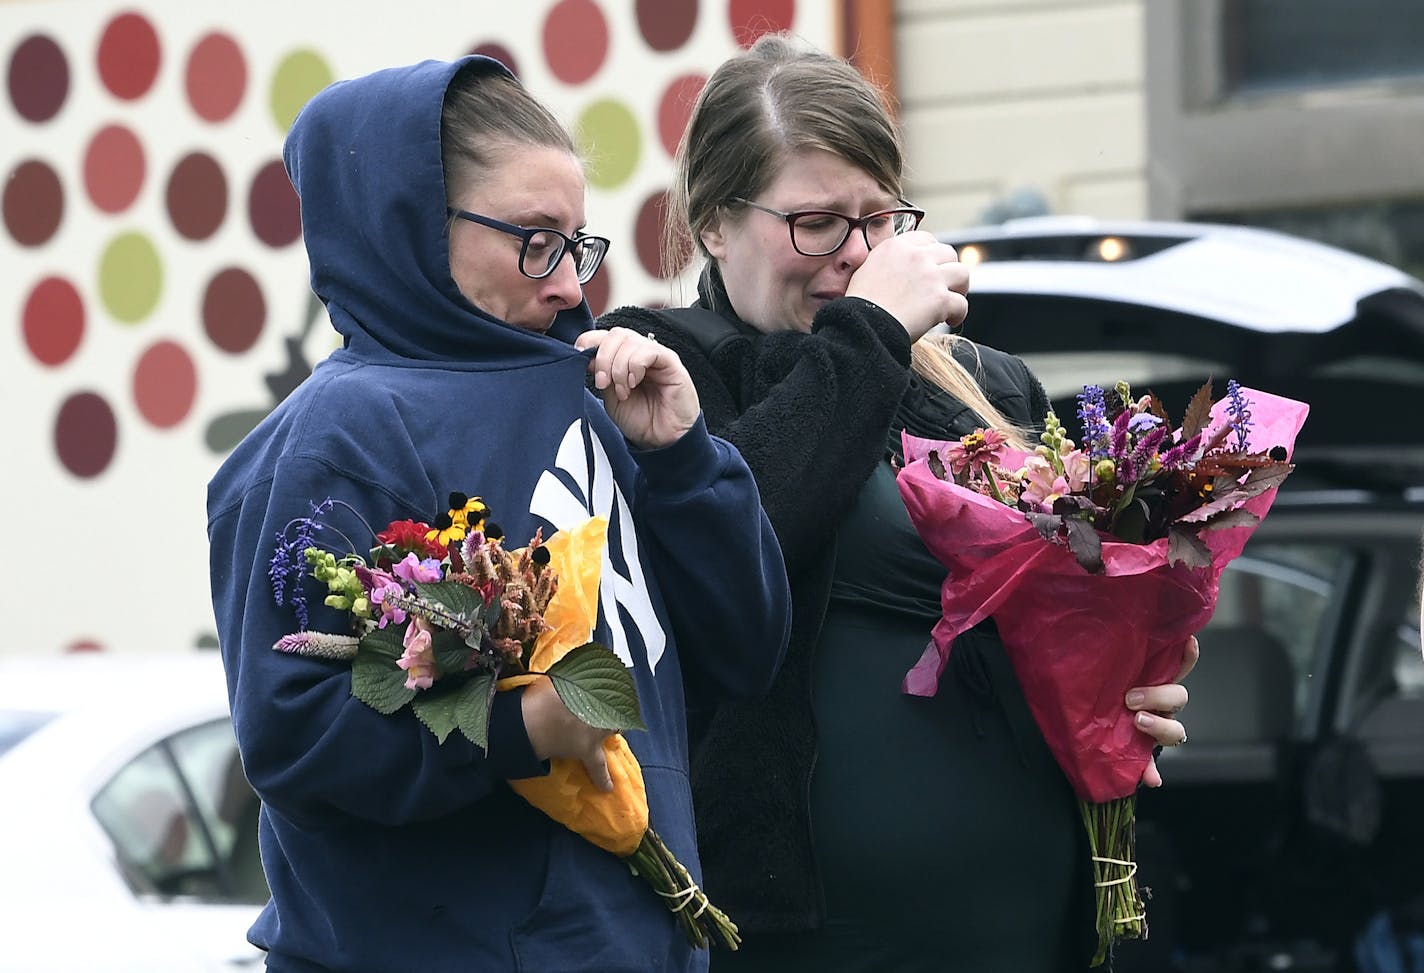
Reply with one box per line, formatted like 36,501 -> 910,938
269,494 -> 738,949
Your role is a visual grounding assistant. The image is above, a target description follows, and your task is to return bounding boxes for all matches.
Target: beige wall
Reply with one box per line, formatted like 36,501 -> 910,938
896,0 -> 1148,230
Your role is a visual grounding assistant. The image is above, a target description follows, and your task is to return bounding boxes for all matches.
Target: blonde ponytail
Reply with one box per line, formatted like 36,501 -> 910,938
911,334 -> 1036,452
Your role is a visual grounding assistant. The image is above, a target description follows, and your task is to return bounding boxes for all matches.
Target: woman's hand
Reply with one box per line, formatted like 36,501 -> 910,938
845,230 -> 970,342
574,328 -> 700,449
520,675 -> 614,791
1129,634 -> 1199,788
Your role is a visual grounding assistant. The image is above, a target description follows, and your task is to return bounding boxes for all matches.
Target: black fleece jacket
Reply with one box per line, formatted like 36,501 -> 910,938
599,276 -> 1050,934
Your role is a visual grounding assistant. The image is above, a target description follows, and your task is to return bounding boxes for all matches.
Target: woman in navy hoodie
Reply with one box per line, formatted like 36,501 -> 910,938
206,56 -> 790,973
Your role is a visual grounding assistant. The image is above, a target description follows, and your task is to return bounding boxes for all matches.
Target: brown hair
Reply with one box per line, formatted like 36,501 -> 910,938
665,34 -> 1032,448
440,61 -> 577,208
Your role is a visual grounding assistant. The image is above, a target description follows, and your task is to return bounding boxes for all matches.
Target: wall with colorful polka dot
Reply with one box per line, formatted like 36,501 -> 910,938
2,1 -> 873,655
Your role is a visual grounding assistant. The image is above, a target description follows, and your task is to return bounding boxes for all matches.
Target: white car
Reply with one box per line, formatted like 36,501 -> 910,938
0,652 -> 265,972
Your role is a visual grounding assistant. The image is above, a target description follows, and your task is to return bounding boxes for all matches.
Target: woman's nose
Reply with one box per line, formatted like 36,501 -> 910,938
835,228 -> 871,272
544,252 -> 584,308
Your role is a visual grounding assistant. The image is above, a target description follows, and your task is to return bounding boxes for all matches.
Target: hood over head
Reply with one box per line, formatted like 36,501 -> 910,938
283,56 -> 591,363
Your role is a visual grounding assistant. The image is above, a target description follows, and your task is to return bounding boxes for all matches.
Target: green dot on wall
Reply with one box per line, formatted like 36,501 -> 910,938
270,49 -> 333,132
99,231 -> 162,323
576,99 -> 640,190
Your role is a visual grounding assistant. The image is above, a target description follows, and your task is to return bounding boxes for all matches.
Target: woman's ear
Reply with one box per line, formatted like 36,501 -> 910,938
700,217 -> 728,261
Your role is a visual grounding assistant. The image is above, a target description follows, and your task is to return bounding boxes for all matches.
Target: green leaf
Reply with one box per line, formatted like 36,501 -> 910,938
431,629 -> 474,675
352,633 -> 417,715
409,673 -> 495,747
411,687 -> 461,744
456,672 -> 496,750
359,623 -> 406,658
414,580 -> 486,620
544,643 -> 647,733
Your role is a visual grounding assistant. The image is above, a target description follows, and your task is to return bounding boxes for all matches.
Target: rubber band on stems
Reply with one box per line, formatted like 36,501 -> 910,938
627,828 -> 741,950
655,883 -> 711,918
1080,794 -> 1148,965
1091,855 -> 1137,888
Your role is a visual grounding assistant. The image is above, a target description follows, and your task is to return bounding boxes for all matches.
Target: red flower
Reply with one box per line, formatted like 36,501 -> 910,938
376,519 -> 445,561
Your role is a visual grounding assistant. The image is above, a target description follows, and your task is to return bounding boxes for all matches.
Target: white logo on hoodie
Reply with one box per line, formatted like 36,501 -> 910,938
528,419 -> 666,674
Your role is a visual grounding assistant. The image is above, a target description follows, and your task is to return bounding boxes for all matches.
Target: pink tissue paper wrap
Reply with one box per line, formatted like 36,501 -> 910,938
896,388 -> 1309,804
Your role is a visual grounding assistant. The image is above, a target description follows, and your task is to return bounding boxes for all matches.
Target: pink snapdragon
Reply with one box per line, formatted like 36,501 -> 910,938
397,617 -> 437,690
1021,449 -> 1090,506
369,578 -> 408,629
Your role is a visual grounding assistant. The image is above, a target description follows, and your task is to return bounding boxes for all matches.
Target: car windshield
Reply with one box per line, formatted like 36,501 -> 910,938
0,710 -> 57,758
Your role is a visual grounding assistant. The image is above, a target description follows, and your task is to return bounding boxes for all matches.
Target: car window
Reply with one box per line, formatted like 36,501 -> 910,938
168,718 -> 268,903
91,718 -> 266,904
1206,542 -> 1348,733
0,710 -> 56,758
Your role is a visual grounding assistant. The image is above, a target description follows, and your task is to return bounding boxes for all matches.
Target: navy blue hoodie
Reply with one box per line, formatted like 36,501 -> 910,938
206,57 -> 790,973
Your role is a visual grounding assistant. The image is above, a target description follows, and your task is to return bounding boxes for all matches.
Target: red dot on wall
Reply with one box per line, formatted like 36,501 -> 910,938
54,391 -> 118,478
97,12 -> 161,100
248,160 -> 301,247
583,262 -> 611,317
133,339 -> 197,428
634,190 -> 674,279
84,124 -> 145,213
202,267 -> 266,353
657,73 -> 705,158
166,152 -> 228,240
543,0 -> 608,85
3,159 -> 64,247
185,32 -> 246,122
9,34 -> 70,122
23,276 -> 85,366
637,0 -> 698,52
728,0 -> 795,47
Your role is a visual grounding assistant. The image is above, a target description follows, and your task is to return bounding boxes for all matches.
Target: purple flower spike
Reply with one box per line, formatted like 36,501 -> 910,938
1077,385 -> 1111,460
1109,410 -> 1132,465
1226,379 -> 1253,451
1158,432 -> 1202,471
268,498 -> 337,629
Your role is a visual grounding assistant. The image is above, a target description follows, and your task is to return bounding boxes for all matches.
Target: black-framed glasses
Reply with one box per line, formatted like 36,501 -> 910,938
446,208 -> 611,285
731,198 -> 926,257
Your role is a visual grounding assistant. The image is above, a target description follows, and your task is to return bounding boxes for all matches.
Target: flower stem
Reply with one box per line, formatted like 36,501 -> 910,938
983,465 -> 1007,504
1079,794 -> 1147,967
625,829 -> 740,951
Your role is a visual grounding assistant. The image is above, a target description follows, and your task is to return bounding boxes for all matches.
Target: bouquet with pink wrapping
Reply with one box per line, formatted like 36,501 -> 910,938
896,380 -> 1308,965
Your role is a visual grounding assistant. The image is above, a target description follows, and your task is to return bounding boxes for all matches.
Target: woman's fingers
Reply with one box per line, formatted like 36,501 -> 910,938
1176,634 -> 1200,681
574,328 -> 660,399
1129,637 -> 1200,786
582,742 -> 615,793
1132,710 -> 1188,747
1125,682 -> 1188,715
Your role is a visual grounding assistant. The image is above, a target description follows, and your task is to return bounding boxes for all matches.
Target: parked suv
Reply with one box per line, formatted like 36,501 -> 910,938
940,217 -> 1424,971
